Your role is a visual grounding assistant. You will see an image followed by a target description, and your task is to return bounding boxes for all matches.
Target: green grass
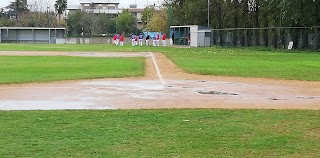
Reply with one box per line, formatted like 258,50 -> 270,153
0,56 -> 144,84
0,44 -> 320,81
162,47 -> 320,81
0,109 -> 319,157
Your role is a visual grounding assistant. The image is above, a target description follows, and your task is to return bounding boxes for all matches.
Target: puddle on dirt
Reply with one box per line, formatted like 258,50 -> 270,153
297,96 -> 320,100
81,81 -> 165,91
0,79 -> 319,110
267,98 -> 288,101
197,90 -> 238,96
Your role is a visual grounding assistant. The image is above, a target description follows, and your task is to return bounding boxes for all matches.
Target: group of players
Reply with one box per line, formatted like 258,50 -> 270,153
112,33 -> 167,47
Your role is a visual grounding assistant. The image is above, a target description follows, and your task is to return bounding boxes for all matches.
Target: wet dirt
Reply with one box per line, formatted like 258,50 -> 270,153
0,51 -> 319,110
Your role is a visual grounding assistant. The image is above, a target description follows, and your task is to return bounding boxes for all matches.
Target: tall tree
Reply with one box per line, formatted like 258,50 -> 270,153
146,8 -> 168,33
141,6 -> 156,27
6,0 -> 29,25
107,18 -> 116,34
116,10 -> 135,34
55,0 -> 67,26
66,11 -> 86,36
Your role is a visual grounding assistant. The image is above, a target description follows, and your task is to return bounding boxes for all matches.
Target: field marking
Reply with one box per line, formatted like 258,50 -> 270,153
149,52 -> 165,84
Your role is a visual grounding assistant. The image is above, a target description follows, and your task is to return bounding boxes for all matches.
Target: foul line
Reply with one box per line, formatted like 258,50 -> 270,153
149,52 -> 165,84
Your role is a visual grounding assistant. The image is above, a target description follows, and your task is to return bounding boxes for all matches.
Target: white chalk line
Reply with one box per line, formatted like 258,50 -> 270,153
149,52 -> 165,84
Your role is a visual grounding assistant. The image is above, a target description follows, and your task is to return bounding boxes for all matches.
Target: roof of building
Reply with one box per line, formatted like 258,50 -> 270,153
0,27 -> 65,30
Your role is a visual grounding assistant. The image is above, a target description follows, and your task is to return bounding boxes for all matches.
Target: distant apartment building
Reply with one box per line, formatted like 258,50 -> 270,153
67,0 -> 122,17
127,4 -> 144,29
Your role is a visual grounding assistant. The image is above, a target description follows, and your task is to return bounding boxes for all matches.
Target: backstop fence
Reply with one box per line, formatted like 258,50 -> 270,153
212,26 -> 320,50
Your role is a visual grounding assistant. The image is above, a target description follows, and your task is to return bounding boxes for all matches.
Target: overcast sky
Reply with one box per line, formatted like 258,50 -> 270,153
0,0 -> 162,9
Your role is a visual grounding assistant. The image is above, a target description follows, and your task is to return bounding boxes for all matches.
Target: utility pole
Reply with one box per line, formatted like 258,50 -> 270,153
207,0 -> 210,27
167,0 -> 173,35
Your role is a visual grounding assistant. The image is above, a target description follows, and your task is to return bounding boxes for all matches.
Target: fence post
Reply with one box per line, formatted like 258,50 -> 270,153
316,27 -> 320,50
263,29 -> 268,47
280,28 -> 286,50
213,30 -> 217,45
301,28 -> 308,49
255,29 -> 260,46
273,28 -> 278,49
233,29 -> 237,47
220,30 -> 224,47
246,29 -> 252,47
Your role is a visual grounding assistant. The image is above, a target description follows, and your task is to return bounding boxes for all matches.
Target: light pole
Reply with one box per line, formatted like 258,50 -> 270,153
167,0 -> 173,35
207,0 -> 210,28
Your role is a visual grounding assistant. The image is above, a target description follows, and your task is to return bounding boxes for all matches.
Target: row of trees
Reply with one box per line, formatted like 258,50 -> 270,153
66,5 -> 169,37
171,0 -> 320,28
0,0 -> 67,27
171,0 -> 319,49
66,10 -> 139,37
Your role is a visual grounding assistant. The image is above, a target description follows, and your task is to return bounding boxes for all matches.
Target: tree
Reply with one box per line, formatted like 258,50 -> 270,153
142,6 -> 156,25
95,14 -> 109,35
141,6 -> 156,27
116,10 -> 135,34
66,11 -> 86,36
0,8 -> 5,18
146,8 -> 168,33
107,18 -> 116,34
55,0 -> 67,26
0,19 -> 17,27
19,11 -> 58,27
6,0 -> 29,25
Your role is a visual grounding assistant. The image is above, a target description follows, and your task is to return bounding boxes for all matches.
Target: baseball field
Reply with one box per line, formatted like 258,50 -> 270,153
0,44 -> 319,157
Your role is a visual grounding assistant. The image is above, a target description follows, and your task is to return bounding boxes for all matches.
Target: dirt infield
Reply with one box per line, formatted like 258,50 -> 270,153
0,51 -> 319,110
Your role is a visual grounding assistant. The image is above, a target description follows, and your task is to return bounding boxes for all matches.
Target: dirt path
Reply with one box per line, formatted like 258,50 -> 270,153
0,51 -> 319,110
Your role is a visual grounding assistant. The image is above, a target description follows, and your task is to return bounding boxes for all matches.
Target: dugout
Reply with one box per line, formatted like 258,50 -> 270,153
170,25 -> 212,47
0,27 -> 66,44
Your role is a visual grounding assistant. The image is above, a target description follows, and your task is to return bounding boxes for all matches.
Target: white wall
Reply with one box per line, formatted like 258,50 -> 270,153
190,26 -> 198,47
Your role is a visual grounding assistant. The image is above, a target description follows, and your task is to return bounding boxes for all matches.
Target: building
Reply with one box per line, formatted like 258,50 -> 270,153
67,0 -> 122,17
0,27 -> 66,44
127,4 -> 144,29
170,25 -> 212,47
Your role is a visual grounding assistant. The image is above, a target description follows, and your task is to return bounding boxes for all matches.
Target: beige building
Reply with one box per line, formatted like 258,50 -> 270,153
67,0 -> 122,17
127,4 -> 144,30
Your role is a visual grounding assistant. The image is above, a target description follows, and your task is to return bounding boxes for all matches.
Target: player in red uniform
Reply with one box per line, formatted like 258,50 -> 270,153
162,33 -> 166,47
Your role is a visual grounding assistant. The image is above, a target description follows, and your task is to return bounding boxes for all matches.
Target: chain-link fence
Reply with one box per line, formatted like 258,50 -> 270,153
212,27 -> 320,50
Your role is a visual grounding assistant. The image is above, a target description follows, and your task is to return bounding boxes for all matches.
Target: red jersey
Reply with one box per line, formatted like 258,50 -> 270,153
156,34 -> 160,40
113,35 -> 117,40
120,35 -> 124,42
162,34 -> 166,40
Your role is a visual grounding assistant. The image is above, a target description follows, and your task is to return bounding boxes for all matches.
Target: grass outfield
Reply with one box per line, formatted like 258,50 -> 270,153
0,56 -> 144,84
0,44 -> 320,81
162,47 -> 320,81
0,109 -> 319,157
